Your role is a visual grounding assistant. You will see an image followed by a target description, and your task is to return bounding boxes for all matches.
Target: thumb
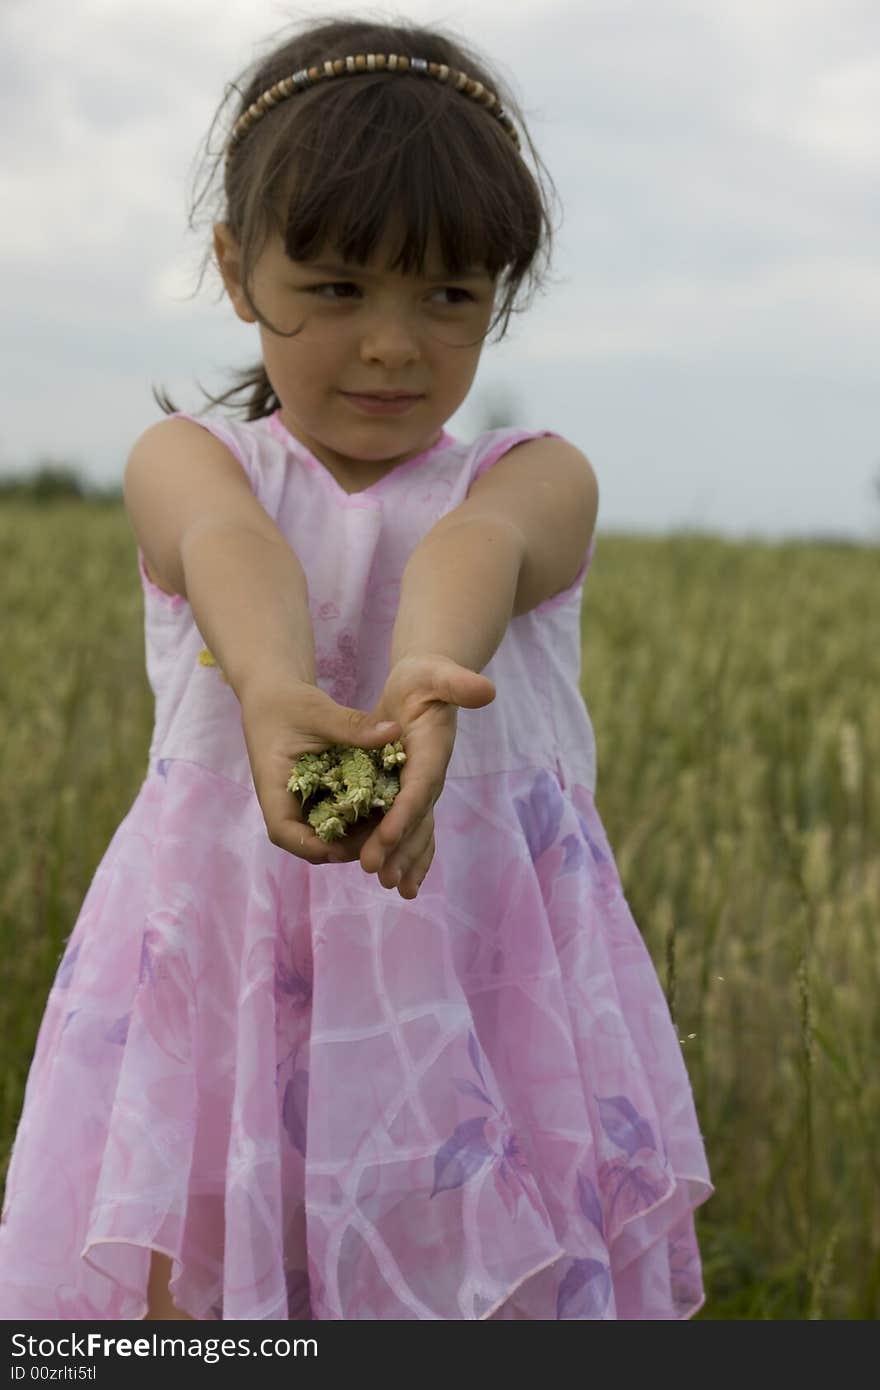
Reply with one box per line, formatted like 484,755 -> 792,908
323,698 -> 401,749
436,660 -> 497,710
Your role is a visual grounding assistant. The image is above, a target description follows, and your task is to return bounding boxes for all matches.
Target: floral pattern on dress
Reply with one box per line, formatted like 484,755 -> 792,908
315,630 -> 359,705
556,1258 -> 612,1319
595,1095 -> 672,1230
431,1032 -> 546,1226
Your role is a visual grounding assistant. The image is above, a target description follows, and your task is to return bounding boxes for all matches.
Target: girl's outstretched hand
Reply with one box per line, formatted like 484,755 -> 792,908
360,654 -> 497,898
239,674 -> 402,867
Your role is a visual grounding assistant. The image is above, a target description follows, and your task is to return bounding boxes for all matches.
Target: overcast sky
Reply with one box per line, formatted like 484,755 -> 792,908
2,0 -> 878,540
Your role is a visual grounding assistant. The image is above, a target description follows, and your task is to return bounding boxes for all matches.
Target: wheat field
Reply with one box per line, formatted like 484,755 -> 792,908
1,500 -> 877,1318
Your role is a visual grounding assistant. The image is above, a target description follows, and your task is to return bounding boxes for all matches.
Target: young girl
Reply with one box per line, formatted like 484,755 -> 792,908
0,15 -> 712,1320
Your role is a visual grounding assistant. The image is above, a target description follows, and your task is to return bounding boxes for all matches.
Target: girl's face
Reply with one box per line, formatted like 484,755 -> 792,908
214,224 -> 497,489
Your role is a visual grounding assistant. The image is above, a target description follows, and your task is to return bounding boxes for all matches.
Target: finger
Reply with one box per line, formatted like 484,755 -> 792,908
336,712 -> 402,749
366,800 -> 433,884
384,813 -> 435,893
400,829 -> 435,898
377,809 -> 432,888
372,772 -> 437,863
431,660 -> 496,710
277,821 -> 342,865
359,796 -> 414,873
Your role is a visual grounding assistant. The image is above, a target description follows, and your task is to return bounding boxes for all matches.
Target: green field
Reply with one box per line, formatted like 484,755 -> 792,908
1,500 -> 878,1318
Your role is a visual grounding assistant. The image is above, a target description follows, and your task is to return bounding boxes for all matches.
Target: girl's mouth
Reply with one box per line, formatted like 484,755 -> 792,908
340,392 -> 424,415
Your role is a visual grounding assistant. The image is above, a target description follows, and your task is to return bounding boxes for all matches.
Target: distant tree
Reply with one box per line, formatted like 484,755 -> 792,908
0,458 -> 84,502
28,460 -> 87,502
0,456 -> 122,505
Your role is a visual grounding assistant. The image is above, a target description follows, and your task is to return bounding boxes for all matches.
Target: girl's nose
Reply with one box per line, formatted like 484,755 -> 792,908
359,313 -> 421,368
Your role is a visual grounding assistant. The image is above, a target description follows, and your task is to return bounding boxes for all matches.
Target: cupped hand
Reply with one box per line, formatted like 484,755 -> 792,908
359,654 -> 497,898
239,674 -> 401,867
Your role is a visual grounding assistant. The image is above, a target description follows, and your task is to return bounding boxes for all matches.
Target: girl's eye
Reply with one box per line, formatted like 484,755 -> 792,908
307,282 -> 360,300
433,287 -> 475,305
300,282 -> 476,305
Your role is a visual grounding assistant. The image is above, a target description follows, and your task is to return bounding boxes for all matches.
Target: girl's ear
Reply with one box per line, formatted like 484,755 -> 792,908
213,222 -> 257,324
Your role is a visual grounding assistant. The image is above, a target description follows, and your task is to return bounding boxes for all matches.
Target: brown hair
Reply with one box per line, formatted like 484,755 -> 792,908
153,14 -> 559,420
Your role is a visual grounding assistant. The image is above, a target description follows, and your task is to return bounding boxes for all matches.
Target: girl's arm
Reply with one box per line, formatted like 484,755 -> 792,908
390,517 -> 524,674
390,437 -> 598,672
181,523 -> 316,699
125,417 -> 316,703
127,418 -> 403,870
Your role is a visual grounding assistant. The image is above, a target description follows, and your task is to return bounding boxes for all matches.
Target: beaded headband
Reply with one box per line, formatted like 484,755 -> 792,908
226,53 -> 521,164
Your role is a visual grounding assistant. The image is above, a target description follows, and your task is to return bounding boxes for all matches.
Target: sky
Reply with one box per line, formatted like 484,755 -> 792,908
2,0 -> 878,540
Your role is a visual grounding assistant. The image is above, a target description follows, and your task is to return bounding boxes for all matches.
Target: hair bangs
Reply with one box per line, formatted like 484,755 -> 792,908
271,76 -> 536,288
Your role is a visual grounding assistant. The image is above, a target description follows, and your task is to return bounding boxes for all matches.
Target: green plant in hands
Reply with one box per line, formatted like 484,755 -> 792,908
287,740 -> 406,842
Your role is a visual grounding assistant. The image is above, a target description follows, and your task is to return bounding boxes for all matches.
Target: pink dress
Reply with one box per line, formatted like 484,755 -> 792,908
0,409 -> 712,1320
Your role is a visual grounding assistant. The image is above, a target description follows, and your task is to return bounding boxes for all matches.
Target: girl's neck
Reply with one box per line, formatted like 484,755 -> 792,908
274,410 -> 446,494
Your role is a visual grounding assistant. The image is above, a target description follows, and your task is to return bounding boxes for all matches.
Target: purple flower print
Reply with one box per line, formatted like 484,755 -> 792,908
433,1031 -> 545,1223
582,823 -> 609,869
156,759 -> 170,778
453,1031 -> 494,1106
468,1030 -> 487,1087
597,1095 -> 655,1156
574,804 -> 621,898
267,872 -> 312,1008
316,630 -> 359,704
514,770 -> 564,860
275,956 -> 312,1009
556,1257 -> 612,1319
104,1013 -> 130,1045
576,1171 -> 605,1238
55,941 -> 81,989
597,1157 -> 668,1224
282,1070 -> 309,1155
595,1094 -> 670,1225
455,1076 -> 494,1108
560,833 -> 586,874
430,1115 -> 496,1197
490,1127 -> 541,1221
515,773 -> 586,878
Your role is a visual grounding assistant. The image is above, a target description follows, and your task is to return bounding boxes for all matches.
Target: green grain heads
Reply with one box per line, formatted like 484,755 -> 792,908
287,740 -> 407,842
